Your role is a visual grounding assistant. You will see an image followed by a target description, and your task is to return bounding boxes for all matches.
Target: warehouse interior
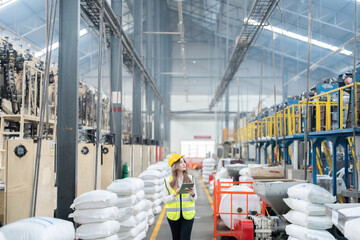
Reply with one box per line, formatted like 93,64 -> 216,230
0,0 -> 359,239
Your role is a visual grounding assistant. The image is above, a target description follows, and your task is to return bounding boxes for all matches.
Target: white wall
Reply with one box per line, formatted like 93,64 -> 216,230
170,118 -> 216,154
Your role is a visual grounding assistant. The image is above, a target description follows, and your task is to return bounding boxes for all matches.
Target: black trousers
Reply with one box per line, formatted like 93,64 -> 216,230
167,214 -> 194,240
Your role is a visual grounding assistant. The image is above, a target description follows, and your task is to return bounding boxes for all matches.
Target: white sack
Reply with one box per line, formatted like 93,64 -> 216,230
287,183 -> 336,204
76,220 -> 120,240
148,216 -> 155,226
0,217 -> 75,240
143,179 -> 161,186
215,167 -> 229,179
115,195 -> 137,208
153,205 -> 162,215
139,170 -> 162,180
203,158 -> 216,165
117,220 -> 147,236
145,192 -> 162,200
283,210 -> 332,230
71,190 -> 118,210
135,190 -> 145,201
239,168 -> 250,176
285,224 -> 335,240
118,216 -> 138,228
135,211 -> 147,223
107,178 -> 144,195
144,185 -> 163,194
239,176 -> 253,182
154,198 -> 163,207
69,207 -> 119,224
117,207 -> 134,221
344,218 -> 360,240
202,170 -> 213,175
133,230 -> 146,240
93,235 -> 119,240
142,199 -> 153,211
283,198 -> 326,216
132,200 -> 148,214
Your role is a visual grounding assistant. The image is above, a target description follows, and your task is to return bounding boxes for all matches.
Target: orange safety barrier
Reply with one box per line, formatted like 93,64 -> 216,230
213,180 -> 266,240
185,157 -> 203,169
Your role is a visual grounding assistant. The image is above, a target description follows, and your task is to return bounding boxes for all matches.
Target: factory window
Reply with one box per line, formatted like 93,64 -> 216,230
180,141 -> 214,158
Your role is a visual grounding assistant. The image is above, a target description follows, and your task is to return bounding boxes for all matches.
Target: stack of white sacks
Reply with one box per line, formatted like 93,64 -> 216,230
139,161 -> 171,219
202,158 -> 216,183
69,190 -> 121,240
239,167 -> 254,183
209,167 -> 231,195
284,183 -> 336,240
107,178 -> 151,240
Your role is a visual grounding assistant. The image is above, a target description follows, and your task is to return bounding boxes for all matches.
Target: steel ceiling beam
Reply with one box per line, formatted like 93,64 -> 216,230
209,0 -> 278,110
80,0 -> 169,113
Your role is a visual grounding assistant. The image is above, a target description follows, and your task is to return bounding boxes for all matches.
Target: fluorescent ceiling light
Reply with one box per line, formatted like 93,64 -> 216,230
246,19 -> 352,56
0,0 -> 17,10
35,29 -> 88,58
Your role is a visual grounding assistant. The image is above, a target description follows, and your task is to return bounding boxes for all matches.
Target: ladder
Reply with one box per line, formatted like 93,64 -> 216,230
322,141 -> 333,174
288,147 -> 292,164
348,137 -> 359,170
315,148 -> 324,175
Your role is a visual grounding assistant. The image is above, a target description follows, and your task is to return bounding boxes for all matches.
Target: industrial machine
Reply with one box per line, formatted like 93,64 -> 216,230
216,141 -> 234,159
233,180 -> 303,240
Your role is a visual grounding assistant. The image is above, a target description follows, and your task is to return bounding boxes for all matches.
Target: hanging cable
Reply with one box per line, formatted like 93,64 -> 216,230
278,3 -> 286,173
256,47 -> 264,163
31,0 -> 57,217
352,0 -> 359,202
269,22 -> 278,163
304,0 -> 314,181
95,0 -> 105,190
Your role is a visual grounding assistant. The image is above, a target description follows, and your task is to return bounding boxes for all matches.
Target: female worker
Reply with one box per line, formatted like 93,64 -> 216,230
163,153 -> 197,240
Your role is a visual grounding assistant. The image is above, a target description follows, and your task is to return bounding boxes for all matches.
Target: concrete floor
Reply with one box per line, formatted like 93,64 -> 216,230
145,170 -> 214,240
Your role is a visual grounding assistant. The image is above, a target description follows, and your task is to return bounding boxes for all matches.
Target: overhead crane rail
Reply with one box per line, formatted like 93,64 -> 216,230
80,0 -> 169,113
209,0 -> 278,109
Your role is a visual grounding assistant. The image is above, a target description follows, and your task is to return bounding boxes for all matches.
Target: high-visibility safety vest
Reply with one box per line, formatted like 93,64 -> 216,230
164,175 -> 196,221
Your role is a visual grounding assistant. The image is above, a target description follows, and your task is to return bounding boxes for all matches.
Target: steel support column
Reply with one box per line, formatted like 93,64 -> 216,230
132,0 -> 143,143
56,0 -> 80,220
145,0 -> 153,145
164,32 -> 171,147
110,0 -> 123,178
159,0 -> 166,146
332,139 -> 338,196
154,0 -> 161,145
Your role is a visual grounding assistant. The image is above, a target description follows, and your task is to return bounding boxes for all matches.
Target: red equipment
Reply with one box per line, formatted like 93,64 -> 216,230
234,219 -> 254,240
213,179 -> 266,240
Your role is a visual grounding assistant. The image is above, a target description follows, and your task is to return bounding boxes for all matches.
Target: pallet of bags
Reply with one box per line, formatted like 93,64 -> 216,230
107,178 -> 150,240
0,217 -> 75,240
69,190 -> 120,240
284,183 -> 336,240
202,158 -> 216,183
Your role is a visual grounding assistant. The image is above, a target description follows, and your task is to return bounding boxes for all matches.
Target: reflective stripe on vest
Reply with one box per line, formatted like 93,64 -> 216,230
164,175 -> 196,221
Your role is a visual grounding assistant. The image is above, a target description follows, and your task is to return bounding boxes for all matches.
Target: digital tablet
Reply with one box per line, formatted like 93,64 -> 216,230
179,182 -> 194,194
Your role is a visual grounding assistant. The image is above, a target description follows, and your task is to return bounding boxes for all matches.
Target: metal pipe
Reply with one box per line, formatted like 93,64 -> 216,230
94,0 -> 104,190
304,0 -> 314,181
352,0 -> 359,202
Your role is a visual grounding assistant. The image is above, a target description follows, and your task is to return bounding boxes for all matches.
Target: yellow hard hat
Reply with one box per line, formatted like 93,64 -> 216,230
168,153 -> 184,168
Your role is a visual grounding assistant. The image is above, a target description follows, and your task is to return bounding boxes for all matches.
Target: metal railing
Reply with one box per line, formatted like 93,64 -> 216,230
237,83 -> 359,142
